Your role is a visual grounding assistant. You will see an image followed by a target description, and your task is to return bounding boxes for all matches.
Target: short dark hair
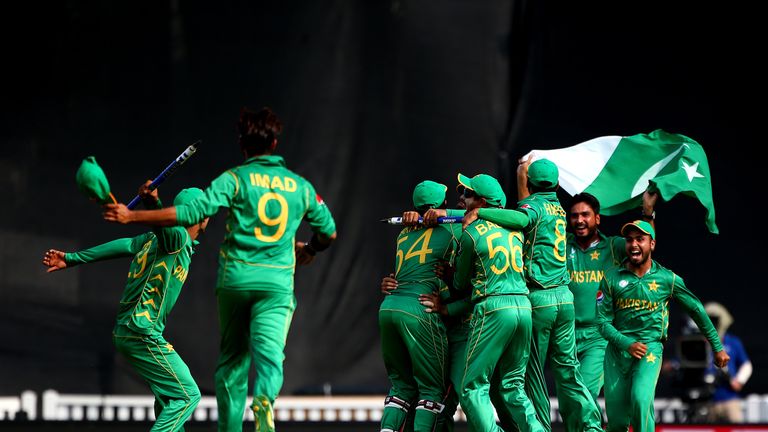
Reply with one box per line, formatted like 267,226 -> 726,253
569,192 -> 600,214
238,107 -> 283,156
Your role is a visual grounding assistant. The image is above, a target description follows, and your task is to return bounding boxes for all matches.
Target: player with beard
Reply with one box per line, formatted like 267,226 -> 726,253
565,191 -> 656,410
598,220 -> 729,432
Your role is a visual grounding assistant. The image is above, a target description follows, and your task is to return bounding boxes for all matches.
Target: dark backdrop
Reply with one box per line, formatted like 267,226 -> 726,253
1,1 -> 764,398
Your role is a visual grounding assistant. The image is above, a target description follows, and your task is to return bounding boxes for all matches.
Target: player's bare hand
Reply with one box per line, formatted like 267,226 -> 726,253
423,208 -> 446,227
642,189 -> 658,216
102,203 -> 132,224
138,179 -> 159,204
295,241 -> 316,266
402,211 -> 421,226
42,249 -> 67,273
381,273 -> 398,295
419,292 -> 447,316
517,154 -> 533,178
627,342 -> 648,359
462,208 -> 479,230
434,262 -> 454,286
714,349 -> 730,368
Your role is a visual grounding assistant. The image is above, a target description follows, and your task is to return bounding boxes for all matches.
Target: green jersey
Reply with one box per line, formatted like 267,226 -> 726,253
597,260 -> 723,353
66,226 -> 193,337
567,232 -> 626,327
453,219 -> 527,302
388,224 -> 458,297
517,192 -> 570,290
175,155 -> 336,292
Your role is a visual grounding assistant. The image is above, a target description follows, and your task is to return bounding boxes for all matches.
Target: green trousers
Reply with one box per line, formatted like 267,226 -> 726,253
214,289 -> 296,432
379,295 -> 449,432
461,295 -> 543,432
575,325 -> 608,414
603,341 -> 663,432
436,318 -> 471,432
113,326 -> 200,432
526,287 -> 603,432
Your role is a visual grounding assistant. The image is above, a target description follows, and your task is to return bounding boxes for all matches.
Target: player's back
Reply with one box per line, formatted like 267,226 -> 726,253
388,224 -> 456,298
116,228 -> 192,336
462,219 -> 527,301
519,191 -> 570,290
217,156 -> 335,291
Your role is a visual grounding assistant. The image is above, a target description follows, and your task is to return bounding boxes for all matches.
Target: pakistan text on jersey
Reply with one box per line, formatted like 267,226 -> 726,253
616,298 -> 659,312
249,174 -> 298,192
569,270 -> 605,284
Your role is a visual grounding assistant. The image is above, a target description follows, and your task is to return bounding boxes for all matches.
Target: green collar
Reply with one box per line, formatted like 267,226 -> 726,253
244,155 -> 286,167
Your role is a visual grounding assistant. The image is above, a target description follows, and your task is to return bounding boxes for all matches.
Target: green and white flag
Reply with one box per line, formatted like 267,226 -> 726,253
524,129 -> 718,234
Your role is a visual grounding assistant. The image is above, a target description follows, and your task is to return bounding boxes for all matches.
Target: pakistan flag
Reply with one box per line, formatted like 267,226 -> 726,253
523,129 -> 718,234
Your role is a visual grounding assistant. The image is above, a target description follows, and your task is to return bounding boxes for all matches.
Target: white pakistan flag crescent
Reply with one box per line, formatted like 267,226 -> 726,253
630,144 -> 689,197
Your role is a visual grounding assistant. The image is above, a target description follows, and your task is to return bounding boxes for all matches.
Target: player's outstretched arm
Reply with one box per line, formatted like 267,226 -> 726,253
42,249 -> 67,273
103,204 -> 178,226
714,349 -> 731,369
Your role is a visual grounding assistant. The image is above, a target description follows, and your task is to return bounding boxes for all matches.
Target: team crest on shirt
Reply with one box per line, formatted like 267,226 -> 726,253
596,290 -> 604,304
316,193 -> 325,205
520,204 -> 532,209
619,280 -> 629,288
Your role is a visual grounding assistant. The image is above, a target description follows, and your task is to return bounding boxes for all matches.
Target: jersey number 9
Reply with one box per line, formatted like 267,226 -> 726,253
255,193 -> 289,243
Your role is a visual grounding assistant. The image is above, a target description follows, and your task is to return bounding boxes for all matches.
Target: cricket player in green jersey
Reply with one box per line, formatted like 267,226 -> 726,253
466,158 -> 602,432
446,173 -> 543,432
598,220 -> 729,432
565,191 -> 656,409
103,107 -> 337,432
382,183 -> 470,432
379,180 -> 458,432
44,185 -> 208,432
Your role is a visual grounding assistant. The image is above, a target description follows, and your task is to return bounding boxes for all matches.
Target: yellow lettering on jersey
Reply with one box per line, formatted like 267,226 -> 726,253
132,249 -> 150,278
143,299 -> 157,309
569,270 -> 604,284
154,262 -> 169,272
475,223 -> 488,236
250,173 -> 270,188
543,203 -> 566,217
284,177 -> 297,192
146,287 -> 160,295
403,229 -> 434,264
135,311 -> 152,321
616,297 -> 659,311
150,274 -> 164,283
270,176 -> 284,190
250,174 -> 298,193
173,265 -> 188,282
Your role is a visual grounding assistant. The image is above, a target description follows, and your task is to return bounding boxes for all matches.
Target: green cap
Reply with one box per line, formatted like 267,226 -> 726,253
75,156 -> 112,204
413,180 -> 447,210
457,173 -> 506,207
173,187 -> 204,206
528,158 -> 559,188
620,220 -> 656,240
